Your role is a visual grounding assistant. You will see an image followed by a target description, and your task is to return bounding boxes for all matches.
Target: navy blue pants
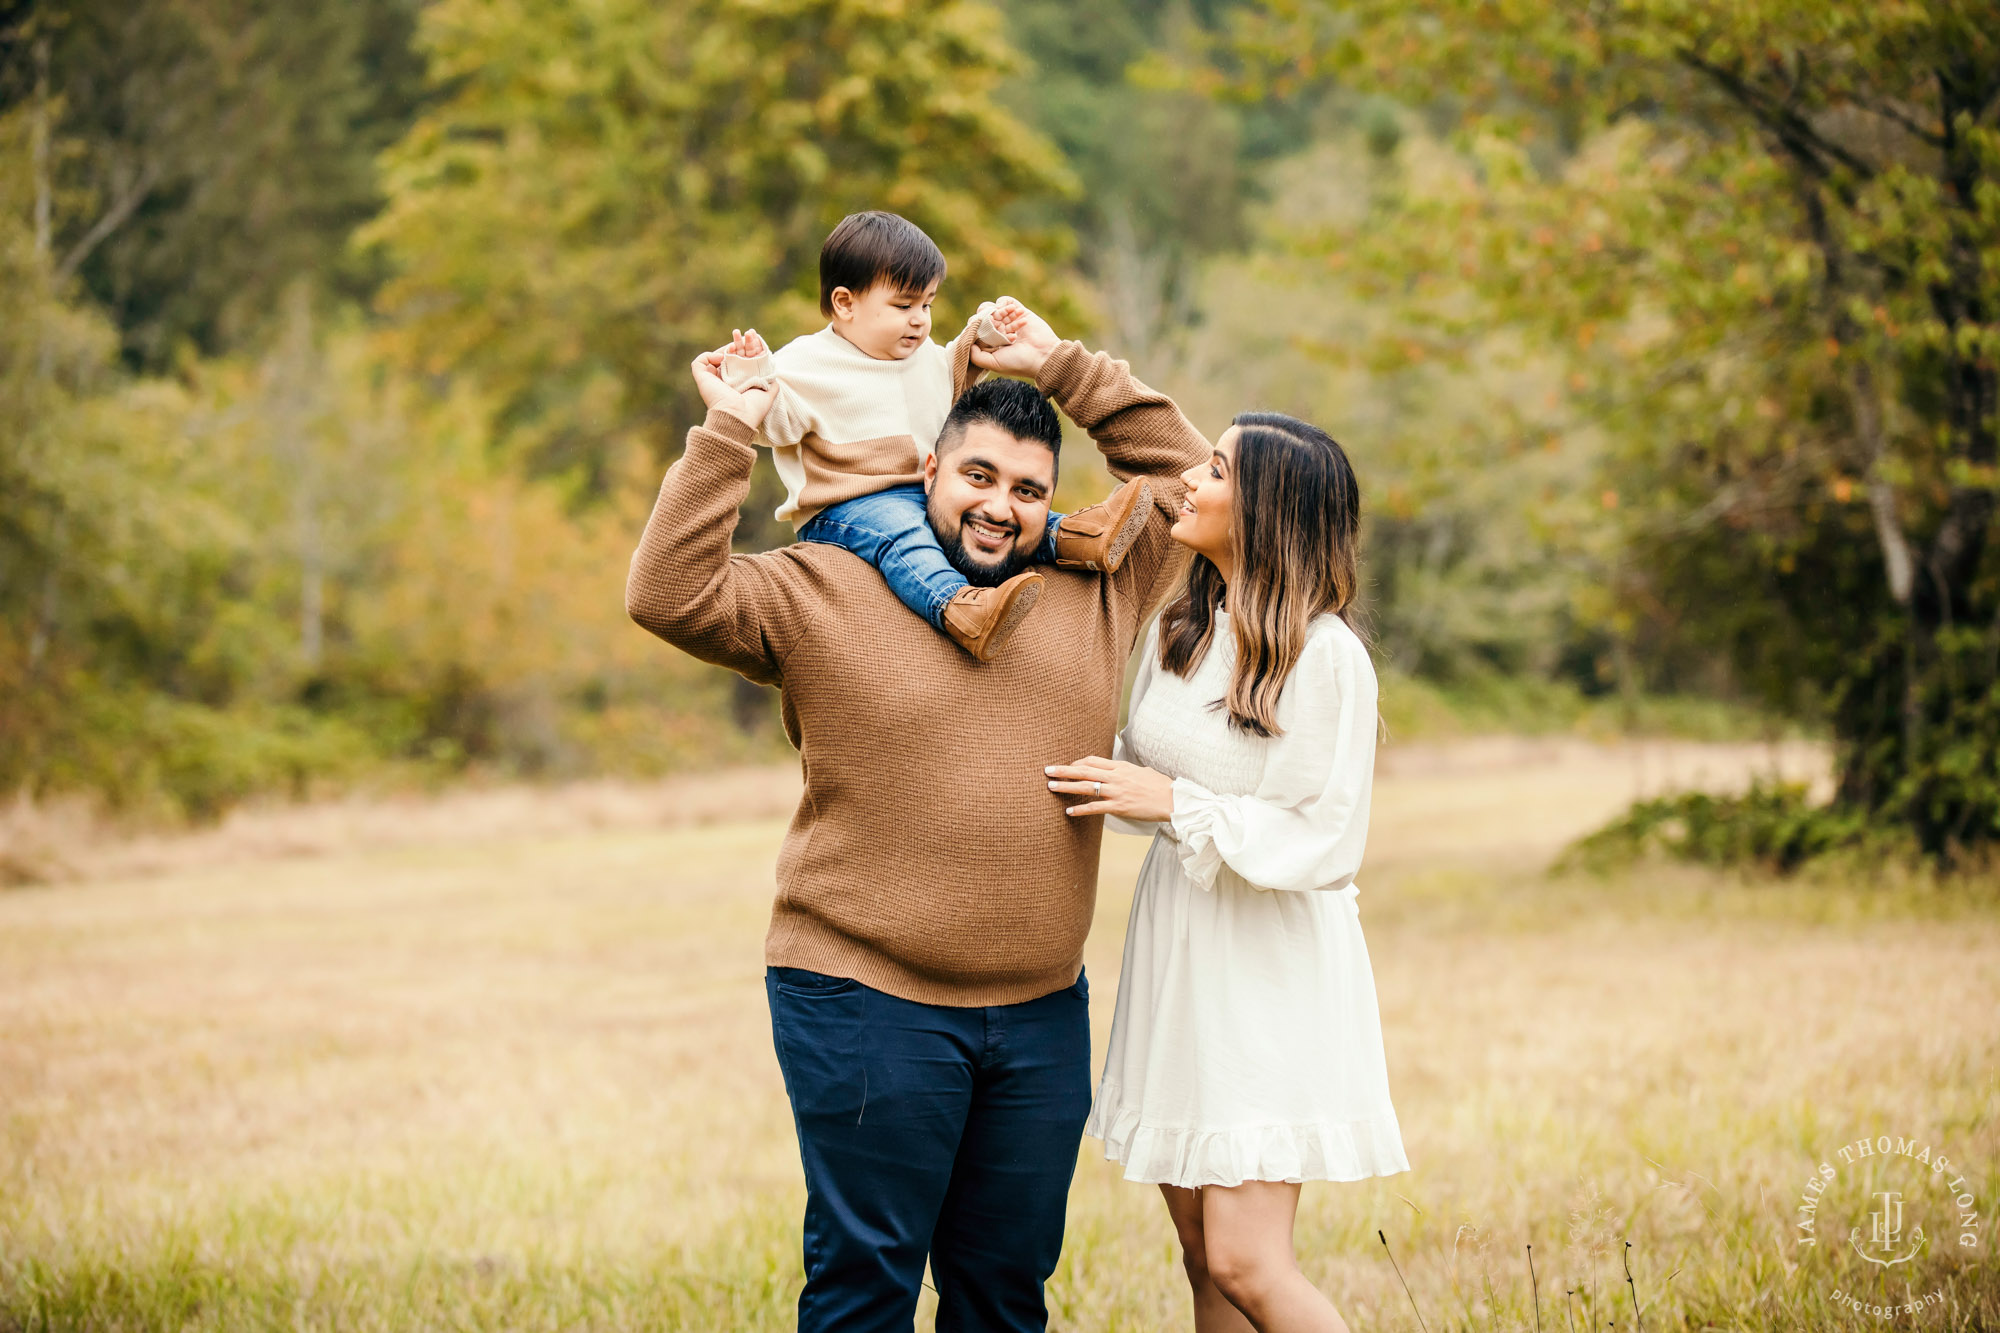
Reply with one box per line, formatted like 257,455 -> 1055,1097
765,965 -> 1092,1332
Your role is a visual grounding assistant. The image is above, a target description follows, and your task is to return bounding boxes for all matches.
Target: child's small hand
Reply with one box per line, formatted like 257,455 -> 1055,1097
693,342 -> 774,428
729,328 -> 769,359
991,297 -> 1029,339
974,301 -> 1018,345
970,296 -> 1059,377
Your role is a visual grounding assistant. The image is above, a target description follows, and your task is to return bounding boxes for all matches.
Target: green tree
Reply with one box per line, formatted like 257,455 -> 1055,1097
0,127 -> 365,816
1003,0 -> 1322,377
1148,135 -> 1622,693
1231,0 -> 2000,858
364,0 -> 1080,515
0,0 -> 425,368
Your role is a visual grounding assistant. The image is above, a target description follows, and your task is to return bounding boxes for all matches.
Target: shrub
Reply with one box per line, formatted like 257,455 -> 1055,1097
1560,781 -> 1884,876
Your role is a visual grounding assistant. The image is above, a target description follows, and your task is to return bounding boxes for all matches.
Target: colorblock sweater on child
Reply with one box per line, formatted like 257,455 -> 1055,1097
722,314 -> 988,525
625,342 -> 1211,1007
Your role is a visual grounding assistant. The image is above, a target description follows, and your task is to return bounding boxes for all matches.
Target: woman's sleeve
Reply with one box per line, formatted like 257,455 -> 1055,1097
1105,620 -> 1167,839
1167,624 -> 1378,892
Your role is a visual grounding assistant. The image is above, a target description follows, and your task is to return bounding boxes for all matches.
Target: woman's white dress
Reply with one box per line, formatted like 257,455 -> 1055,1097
1083,609 -> 1410,1188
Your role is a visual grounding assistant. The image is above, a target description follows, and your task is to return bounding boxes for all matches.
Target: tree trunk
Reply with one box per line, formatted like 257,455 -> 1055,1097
32,35 -> 51,260
272,282 -> 324,671
730,675 -> 774,735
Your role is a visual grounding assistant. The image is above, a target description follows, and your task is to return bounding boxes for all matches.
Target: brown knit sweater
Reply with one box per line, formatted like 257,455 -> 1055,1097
625,341 -> 1210,1006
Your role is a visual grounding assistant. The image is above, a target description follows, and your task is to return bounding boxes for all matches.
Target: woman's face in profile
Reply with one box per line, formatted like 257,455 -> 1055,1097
1172,426 -> 1236,564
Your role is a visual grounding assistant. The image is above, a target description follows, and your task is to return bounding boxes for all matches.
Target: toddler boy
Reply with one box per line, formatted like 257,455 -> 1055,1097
722,211 -> 1151,661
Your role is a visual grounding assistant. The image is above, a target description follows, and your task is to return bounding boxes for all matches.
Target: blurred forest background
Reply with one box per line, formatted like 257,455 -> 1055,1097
2,0 -> 1995,864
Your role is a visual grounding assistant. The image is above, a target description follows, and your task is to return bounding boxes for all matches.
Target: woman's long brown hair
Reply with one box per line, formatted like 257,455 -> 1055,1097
1157,411 -> 1362,738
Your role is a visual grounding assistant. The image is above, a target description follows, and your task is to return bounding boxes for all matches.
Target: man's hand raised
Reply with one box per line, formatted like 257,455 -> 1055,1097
692,343 -> 774,431
970,297 -> 1059,380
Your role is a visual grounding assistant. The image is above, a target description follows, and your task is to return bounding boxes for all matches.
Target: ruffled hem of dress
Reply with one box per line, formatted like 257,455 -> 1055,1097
1084,1095 -> 1411,1188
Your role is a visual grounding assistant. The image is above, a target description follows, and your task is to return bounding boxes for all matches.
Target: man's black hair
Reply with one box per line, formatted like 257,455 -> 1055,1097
819,211 -> 947,317
934,378 -> 1062,477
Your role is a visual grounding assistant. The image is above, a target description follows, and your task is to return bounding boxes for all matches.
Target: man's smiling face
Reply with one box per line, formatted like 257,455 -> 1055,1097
923,421 -> 1057,586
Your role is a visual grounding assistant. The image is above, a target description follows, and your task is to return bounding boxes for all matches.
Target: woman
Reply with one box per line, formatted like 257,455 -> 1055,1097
1045,412 -> 1408,1333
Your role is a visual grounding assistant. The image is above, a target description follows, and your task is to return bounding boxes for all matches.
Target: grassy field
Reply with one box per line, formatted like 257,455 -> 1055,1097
2,738 -> 1996,1331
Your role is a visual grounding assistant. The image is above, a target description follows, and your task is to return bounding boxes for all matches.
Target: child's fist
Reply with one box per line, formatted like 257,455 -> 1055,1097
971,301 -> 1016,351
970,297 -> 1058,376
693,341 -> 774,428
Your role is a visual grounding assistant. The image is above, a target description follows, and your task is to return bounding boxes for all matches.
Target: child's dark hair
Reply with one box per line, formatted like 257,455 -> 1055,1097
819,211 -> 947,317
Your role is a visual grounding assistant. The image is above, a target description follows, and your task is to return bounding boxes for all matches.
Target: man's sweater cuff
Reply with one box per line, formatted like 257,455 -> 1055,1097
1034,341 -> 1090,401
698,406 -> 762,448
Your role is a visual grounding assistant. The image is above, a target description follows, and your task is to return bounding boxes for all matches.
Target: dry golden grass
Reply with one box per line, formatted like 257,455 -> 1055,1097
0,764 -> 804,886
2,738 -> 1995,1331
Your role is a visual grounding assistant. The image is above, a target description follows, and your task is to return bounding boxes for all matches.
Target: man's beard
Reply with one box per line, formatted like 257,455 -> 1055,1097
927,492 -> 1040,588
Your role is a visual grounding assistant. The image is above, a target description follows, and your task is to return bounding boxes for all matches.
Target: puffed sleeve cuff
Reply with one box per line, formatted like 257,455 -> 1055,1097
721,350 -> 776,392
971,308 -> 1010,349
1167,777 -> 1230,891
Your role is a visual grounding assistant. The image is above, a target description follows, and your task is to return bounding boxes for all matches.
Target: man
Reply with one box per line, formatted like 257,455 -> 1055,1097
625,305 -> 1209,1331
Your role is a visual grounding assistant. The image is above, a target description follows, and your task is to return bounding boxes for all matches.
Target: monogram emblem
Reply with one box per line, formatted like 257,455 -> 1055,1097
1849,1189 -> 1926,1266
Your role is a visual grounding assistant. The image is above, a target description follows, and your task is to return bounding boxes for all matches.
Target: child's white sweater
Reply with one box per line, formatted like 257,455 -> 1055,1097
722,314 -> 991,526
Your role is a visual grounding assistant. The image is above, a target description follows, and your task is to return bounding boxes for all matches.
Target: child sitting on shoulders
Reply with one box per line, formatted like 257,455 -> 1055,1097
722,210 -> 1151,662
